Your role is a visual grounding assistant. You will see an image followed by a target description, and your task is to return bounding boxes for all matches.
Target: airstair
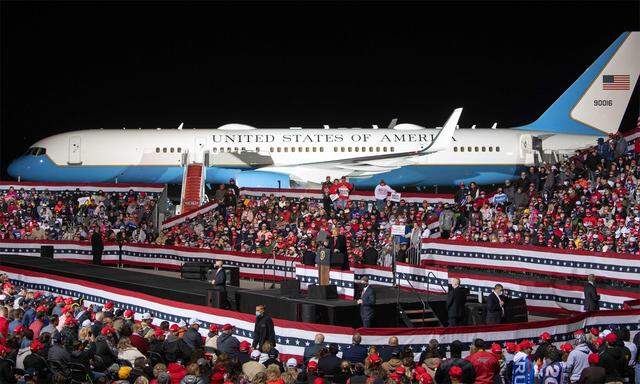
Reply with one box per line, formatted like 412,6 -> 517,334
180,162 -> 206,214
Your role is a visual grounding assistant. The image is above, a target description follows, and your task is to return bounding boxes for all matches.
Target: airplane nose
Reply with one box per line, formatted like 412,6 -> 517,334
7,157 -> 25,179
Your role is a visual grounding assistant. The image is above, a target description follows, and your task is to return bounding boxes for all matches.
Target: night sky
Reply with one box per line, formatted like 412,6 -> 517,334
1,1 -> 639,178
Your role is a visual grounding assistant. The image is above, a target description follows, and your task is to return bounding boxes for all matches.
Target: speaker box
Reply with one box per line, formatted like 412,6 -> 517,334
40,245 -> 54,259
299,303 -> 317,323
225,266 -> 240,287
465,302 -> 485,325
280,280 -> 300,296
307,284 -> 338,300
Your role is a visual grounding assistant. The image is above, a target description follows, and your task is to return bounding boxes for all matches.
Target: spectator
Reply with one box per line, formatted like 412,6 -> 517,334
342,333 -> 367,364
216,324 -> 240,359
465,339 -> 499,384
303,333 -> 324,362
374,180 -> 395,212
577,353 -> 606,384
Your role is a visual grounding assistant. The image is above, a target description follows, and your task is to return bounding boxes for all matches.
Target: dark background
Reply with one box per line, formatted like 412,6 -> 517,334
1,1 -> 639,178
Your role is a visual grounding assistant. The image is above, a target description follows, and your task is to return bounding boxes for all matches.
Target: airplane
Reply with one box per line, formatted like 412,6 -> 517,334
7,32 -> 639,189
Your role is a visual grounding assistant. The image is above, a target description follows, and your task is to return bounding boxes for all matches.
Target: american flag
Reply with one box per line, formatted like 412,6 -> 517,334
602,74 -> 630,90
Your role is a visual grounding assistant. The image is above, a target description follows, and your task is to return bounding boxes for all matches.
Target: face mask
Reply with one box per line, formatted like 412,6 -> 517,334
255,311 -> 261,317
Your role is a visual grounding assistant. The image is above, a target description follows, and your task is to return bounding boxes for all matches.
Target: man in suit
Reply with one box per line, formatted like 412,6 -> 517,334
583,274 -> 600,311
447,277 -> 467,326
210,260 -> 228,308
485,284 -> 505,325
357,276 -> 376,328
91,227 -> 103,265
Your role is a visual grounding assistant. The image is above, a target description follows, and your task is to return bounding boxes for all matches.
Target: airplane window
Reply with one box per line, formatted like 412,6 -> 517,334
284,147 -> 288,152
270,147 -> 274,152
488,147 -> 493,152
369,147 -> 374,152
305,147 -> 310,152
474,147 -> 479,152
376,147 -> 380,152
383,147 -> 387,152
460,147 -> 465,152
277,147 -> 281,153
227,147 -> 232,152
298,147 -> 303,152
362,147 -> 366,152
156,148 -> 160,153
312,147 -> 317,152
255,147 -> 259,152
32,147 -> 47,156
177,147 -> 182,153
348,147 -> 352,152
341,147 -> 345,152
319,147 -> 324,152
467,146 -> 472,152
481,147 -> 486,152
163,148 -> 167,153
170,147 -> 174,153
355,147 -> 359,152
234,147 -> 239,152
453,147 -> 458,152
212,148 -> 217,153
334,147 -> 338,152
390,147 -> 395,152
496,146 -> 500,152
241,147 -> 246,152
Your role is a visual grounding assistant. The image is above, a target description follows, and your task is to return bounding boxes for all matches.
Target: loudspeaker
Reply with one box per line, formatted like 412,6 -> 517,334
299,303 -> 317,323
307,284 -> 338,300
504,297 -> 528,323
465,302 -> 485,325
225,266 -> 240,287
280,280 -> 300,296
40,246 -> 54,259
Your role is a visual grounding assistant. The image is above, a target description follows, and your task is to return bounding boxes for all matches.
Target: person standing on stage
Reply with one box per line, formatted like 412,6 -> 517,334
447,277 -> 466,326
357,276 -> 375,328
252,305 -> 275,350
486,284 -> 505,324
374,180 -> 395,212
210,260 -> 228,308
583,274 -> 600,311
91,227 -> 103,265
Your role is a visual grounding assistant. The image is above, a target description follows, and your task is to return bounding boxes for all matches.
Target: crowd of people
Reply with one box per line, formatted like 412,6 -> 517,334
0,276 -> 637,384
0,188 -> 159,245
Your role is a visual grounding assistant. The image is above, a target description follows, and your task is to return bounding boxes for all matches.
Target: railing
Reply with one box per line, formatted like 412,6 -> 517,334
261,253 -> 277,289
396,272 -> 428,325
426,271 -> 447,301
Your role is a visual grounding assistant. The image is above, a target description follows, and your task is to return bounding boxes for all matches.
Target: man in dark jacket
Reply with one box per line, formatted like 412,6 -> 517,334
303,334 -> 324,362
583,274 -> 600,311
182,318 -> 204,352
210,260 -> 228,309
262,348 -> 284,372
434,340 -> 476,384
577,353 -> 606,384
341,333 -> 367,364
47,333 -> 71,367
318,344 -> 342,377
91,228 -> 103,265
357,277 -> 375,328
599,333 -> 627,383
217,324 -> 240,359
23,340 -> 49,383
446,278 -> 466,326
94,329 -> 118,369
162,324 -> 191,363
0,345 -> 16,384
252,305 -> 275,350
485,284 -> 504,325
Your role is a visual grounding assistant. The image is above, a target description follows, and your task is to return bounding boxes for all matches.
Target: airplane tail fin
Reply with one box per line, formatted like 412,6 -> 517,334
518,32 -> 639,136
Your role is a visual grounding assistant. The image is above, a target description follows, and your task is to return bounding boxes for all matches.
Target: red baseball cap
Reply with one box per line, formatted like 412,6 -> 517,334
368,354 -> 381,363
588,353 -> 600,365
505,342 -> 517,353
64,317 -> 76,326
222,323 -> 234,331
13,325 -> 23,334
154,328 -> 165,337
605,333 -> 618,344
101,326 -> 114,336
124,310 -> 134,319
574,329 -> 585,336
518,340 -> 534,351
395,366 -> 406,375
169,324 -> 180,332
30,339 -> 44,352
0,345 -> 10,355
54,296 -> 64,304
490,343 -> 503,354
307,360 -> 318,370
209,324 -> 218,332
539,332 -> 551,341
449,366 -> 463,378
590,327 -> 599,336
104,301 -> 114,310
239,340 -> 251,352
64,298 -> 74,305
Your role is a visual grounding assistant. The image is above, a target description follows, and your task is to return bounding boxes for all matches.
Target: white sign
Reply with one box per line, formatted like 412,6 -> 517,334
329,194 -> 339,202
391,225 -> 406,236
390,192 -> 401,202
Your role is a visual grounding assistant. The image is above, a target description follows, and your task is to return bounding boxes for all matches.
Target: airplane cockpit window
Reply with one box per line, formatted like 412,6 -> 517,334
25,147 -> 47,156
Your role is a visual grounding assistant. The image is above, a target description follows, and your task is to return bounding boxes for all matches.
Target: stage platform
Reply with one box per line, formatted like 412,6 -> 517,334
0,255 -> 444,328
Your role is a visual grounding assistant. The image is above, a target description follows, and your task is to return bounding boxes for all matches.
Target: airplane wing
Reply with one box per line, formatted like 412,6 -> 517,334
256,108 -> 462,183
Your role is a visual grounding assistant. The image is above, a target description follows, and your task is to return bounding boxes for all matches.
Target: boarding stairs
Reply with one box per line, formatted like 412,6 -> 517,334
396,271 -> 444,327
180,162 -> 206,214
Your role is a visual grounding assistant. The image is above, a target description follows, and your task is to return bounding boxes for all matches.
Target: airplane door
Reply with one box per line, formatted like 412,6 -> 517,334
194,137 -> 206,163
68,135 -> 82,164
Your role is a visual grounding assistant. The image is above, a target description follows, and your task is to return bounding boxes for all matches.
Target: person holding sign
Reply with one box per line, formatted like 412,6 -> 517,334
374,180 -> 396,212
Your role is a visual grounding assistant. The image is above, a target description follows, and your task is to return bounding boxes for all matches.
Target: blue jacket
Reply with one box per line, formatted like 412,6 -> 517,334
341,344 -> 368,364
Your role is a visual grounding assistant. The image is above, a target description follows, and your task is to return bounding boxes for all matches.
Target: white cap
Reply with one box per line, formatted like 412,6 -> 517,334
188,318 -> 201,326
81,319 -> 92,328
250,350 -> 261,359
178,319 -> 187,327
601,329 -> 612,337
141,313 -> 152,320
286,357 -> 297,367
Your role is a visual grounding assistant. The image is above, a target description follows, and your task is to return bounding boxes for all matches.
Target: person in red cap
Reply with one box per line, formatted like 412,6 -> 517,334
205,323 -> 219,354
533,331 -> 553,362
599,332 -> 627,383
217,324 -> 240,359
577,353 -> 606,383
23,338 -> 48,379
466,338 -> 499,384
511,340 -> 535,384
449,365 -> 463,384
238,340 -> 252,364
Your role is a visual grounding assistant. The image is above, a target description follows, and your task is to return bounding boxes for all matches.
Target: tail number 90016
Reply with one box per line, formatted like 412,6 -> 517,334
593,100 -> 613,106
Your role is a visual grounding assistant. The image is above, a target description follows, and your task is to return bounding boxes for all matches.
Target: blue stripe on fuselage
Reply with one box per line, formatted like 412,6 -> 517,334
7,155 -> 523,186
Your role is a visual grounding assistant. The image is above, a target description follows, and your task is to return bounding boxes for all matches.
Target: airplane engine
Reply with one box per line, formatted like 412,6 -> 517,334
234,171 -> 291,189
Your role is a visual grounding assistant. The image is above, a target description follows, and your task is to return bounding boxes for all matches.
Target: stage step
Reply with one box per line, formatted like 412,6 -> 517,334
180,163 -> 205,214
398,301 -> 442,328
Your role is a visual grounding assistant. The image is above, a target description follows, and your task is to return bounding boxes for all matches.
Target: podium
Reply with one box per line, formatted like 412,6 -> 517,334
317,246 -> 331,286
